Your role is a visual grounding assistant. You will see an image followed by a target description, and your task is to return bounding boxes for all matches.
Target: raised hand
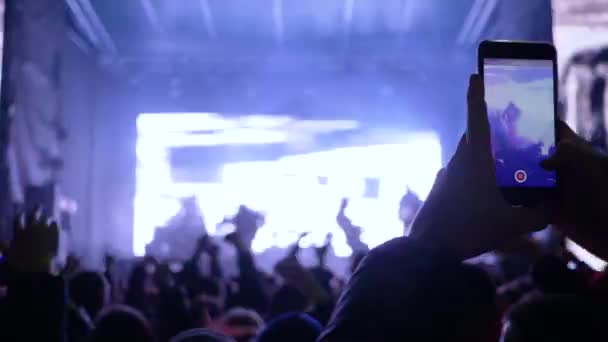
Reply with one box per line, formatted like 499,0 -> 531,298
275,250 -> 330,304
541,121 -> 608,259
8,208 -> 60,274
287,232 -> 310,258
195,234 -> 220,256
60,254 -> 80,277
542,121 -> 608,227
224,231 -> 245,251
233,205 -> 264,249
339,198 -> 349,212
410,74 -> 547,261
336,198 -> 368,253
315,233 -> 333,266
336,198 -> 353,231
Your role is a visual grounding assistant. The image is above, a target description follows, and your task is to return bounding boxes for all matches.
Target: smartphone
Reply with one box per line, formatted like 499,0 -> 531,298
478,40 -> 559,206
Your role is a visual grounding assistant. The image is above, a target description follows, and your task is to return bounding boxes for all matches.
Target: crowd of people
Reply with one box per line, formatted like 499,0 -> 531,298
0,74 -> 607,341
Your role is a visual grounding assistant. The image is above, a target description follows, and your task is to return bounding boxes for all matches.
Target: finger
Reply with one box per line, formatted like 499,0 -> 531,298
466,74 -> 493,165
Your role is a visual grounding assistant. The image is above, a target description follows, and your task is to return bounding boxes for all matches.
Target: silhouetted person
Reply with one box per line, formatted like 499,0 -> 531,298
89,305 -> 155,342
502,294 -> 604,342
257,312 -> 322,342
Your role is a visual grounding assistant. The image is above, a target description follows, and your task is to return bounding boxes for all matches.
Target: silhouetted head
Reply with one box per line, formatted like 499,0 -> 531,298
503,294 -> 605,342
257,312 -> 322,342
90,305 -> 155,342
220,307 -> 264,342
399,189 -> 422,228
68,271 -> 109,319
170,328 -> 235,342
269,285 -> 308,319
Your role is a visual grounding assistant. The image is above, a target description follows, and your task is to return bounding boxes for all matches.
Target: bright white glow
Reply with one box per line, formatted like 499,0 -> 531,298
566,239 -> 607,272
137,112 -> 360,133
155,129 -> 289,146
239,115 -> 292,128
133,113 -> 441,257
138,112 -> 237,132
289,120 -> 360,132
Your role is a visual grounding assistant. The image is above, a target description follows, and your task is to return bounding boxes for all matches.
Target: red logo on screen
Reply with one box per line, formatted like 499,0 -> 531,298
514,170 -> 527,184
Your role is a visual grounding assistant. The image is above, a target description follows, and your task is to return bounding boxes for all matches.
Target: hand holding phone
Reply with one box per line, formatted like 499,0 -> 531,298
408,74 -> 548,261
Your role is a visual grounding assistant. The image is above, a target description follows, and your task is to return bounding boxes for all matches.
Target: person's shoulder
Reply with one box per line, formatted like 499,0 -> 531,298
363,236 -> 451,268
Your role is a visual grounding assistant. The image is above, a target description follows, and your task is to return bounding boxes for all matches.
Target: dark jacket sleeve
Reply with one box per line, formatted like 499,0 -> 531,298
234,248 -> 268,313
0,271 -> 66,342
318,237 -> 460,341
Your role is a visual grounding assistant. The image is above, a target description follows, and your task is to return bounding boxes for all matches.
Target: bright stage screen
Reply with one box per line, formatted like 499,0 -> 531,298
134,112 -> 441,257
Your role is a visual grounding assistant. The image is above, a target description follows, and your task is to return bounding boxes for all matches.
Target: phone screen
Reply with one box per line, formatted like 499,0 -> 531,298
483,58 -> 556,188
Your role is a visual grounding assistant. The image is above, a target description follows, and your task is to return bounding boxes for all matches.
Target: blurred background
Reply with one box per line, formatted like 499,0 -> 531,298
0,0 -> 606,270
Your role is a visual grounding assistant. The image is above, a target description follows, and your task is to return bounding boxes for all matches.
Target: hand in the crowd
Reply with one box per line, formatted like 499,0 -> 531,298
60,254 -> 80,277
315,233 -> 332,266
336,198 -> 353,230
233,205 -> 264,248
541,121 -> 608,259
195,234 -> 220,256
542,121 -> 608,225
7,208 -> 60,274
409,74 -> 547,261
224,232 -> 245,251
275,253 -> 330,304
339,198 -> 348,212
287,232 -> 310,258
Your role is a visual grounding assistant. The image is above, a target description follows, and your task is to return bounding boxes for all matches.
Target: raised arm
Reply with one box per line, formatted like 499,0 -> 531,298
320,75 -> 547,341
541,121 -> 608,260
336,199 -> 369,253
1,210 -> 66,342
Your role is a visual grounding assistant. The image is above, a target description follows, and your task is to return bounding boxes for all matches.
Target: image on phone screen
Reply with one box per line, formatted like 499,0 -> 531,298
483,59 -> 556,188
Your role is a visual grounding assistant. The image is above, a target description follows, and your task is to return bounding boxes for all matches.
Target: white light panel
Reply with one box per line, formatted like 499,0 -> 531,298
134,113 -> 442,256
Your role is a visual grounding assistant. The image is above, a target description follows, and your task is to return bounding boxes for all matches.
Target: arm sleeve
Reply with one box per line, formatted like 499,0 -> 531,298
234,248 -> 268,313
319,237 -> 459,341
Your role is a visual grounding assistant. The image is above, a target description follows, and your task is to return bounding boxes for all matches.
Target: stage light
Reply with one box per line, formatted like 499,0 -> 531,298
137,112 -> 235,132
157,129 -> 289,147
566,239 -> 607,271
133,112 -> 442,258
239,115 -> 292,128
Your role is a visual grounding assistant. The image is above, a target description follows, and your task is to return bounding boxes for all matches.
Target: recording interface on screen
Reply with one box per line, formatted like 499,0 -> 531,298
484,59 -> 556,188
